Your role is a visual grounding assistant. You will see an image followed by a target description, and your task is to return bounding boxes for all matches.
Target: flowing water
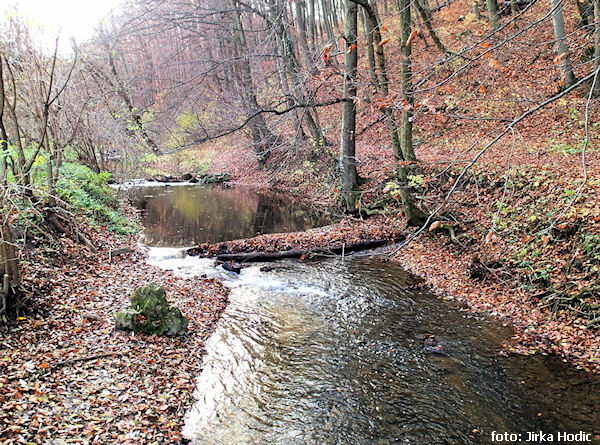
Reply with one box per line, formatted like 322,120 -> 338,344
132,184 -> 600,445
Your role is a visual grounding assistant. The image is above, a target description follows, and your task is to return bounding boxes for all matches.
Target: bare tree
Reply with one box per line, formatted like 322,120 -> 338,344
594,0 -> 600,93
487,0 -> 500,29
227,0 -> 278,164
340,0 -> 360,209
550,0 -> 577,88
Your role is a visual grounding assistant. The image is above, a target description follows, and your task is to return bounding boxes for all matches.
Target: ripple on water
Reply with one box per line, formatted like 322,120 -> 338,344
173,256 -> 600,444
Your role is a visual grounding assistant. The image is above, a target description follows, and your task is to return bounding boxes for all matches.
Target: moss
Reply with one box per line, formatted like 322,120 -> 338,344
114,308 -> 138,331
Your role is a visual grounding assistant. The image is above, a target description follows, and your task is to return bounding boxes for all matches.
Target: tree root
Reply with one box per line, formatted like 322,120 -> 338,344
429,221 -> 462,243
539,286 -> 600,327
46,207 -> 98,253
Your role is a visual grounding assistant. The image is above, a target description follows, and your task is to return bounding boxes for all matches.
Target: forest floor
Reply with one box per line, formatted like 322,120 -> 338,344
0,207 -> 229,444
151,0 -> 600,373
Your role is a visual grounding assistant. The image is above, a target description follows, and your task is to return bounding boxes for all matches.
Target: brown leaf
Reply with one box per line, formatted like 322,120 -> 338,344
429,221 -> 442,232
376,37 -> 391,47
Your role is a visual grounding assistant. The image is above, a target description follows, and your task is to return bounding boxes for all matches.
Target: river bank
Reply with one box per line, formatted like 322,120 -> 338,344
178,182 -> 600,374
213,210 -> 600,375
3,181 -> 598,444
0,208 -> 229,444
389,236 -> 600,374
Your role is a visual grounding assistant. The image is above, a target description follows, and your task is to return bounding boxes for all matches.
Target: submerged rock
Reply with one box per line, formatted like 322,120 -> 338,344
222,261 -> 242,274
115,282 -> 188,336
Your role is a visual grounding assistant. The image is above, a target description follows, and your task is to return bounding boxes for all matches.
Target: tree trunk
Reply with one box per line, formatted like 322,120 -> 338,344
213,239 -> 389,262
357,0 -> 426,225
0,222 -> 20,317
359,1 -> 402,159
575,0 -> 593,27
550,0 -> 577,89
486,0 -> 500,30
473,0 -> 481,19
268,0 -> 327,146
321,0 -> 336,42
594,0 -> 600,92
340,0 -> 360,210
103,41 -> 161,154
294,0 -> 314,70
510,0 -> 518,18
414,0 -> 447,53
308,0 -> 317,51
361,7 -> 379,94
399,0 -> 417,163
275,47 -> 307,140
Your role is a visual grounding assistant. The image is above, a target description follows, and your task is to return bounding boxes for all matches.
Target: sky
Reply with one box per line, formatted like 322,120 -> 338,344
4,0 -> 125,50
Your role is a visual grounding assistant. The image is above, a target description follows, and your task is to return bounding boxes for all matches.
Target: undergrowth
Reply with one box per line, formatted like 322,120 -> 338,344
55,163 -> 137,235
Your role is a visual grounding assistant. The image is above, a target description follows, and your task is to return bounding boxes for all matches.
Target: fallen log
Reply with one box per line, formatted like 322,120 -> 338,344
222,261 -> 242,273
215,239 -> 391,263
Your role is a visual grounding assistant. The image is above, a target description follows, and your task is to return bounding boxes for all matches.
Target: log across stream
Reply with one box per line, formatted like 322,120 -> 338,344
186,216 -> 405,264
195,239 -> 391,263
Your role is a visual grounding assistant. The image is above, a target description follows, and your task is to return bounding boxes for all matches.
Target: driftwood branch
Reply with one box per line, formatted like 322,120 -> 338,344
47,208 -> 98,253
51,352 -> 123,369
102,248 -> 132,260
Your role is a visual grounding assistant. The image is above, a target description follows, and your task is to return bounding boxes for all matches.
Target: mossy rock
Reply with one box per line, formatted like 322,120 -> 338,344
115,283 -> 188,336
201,173 -> 232,184
131,282 -> 170,317
114,308 -> 138,331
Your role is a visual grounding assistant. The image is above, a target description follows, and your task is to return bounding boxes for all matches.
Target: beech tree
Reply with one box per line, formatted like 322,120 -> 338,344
340,0 -> 360,210
593,0 -> 600,93
226,0 -> 279,164
399,0 -> 417,164
550,0 -> 577,88
349,0 -> 425,224
487,0 -> 500,30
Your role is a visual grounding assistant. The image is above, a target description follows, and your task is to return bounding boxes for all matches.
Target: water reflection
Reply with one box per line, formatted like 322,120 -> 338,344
129,185 -> 333,247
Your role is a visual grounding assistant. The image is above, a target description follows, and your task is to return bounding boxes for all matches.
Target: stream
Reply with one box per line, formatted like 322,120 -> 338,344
130,184 -> 600,445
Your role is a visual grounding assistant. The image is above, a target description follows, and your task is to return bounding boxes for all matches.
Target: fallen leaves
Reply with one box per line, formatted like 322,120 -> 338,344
429,221 -> 442,231
0,209 -> 229,444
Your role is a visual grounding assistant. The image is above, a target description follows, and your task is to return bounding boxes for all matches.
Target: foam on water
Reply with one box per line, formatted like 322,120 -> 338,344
146,246 -> 228,280
111,180 -> 193,190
